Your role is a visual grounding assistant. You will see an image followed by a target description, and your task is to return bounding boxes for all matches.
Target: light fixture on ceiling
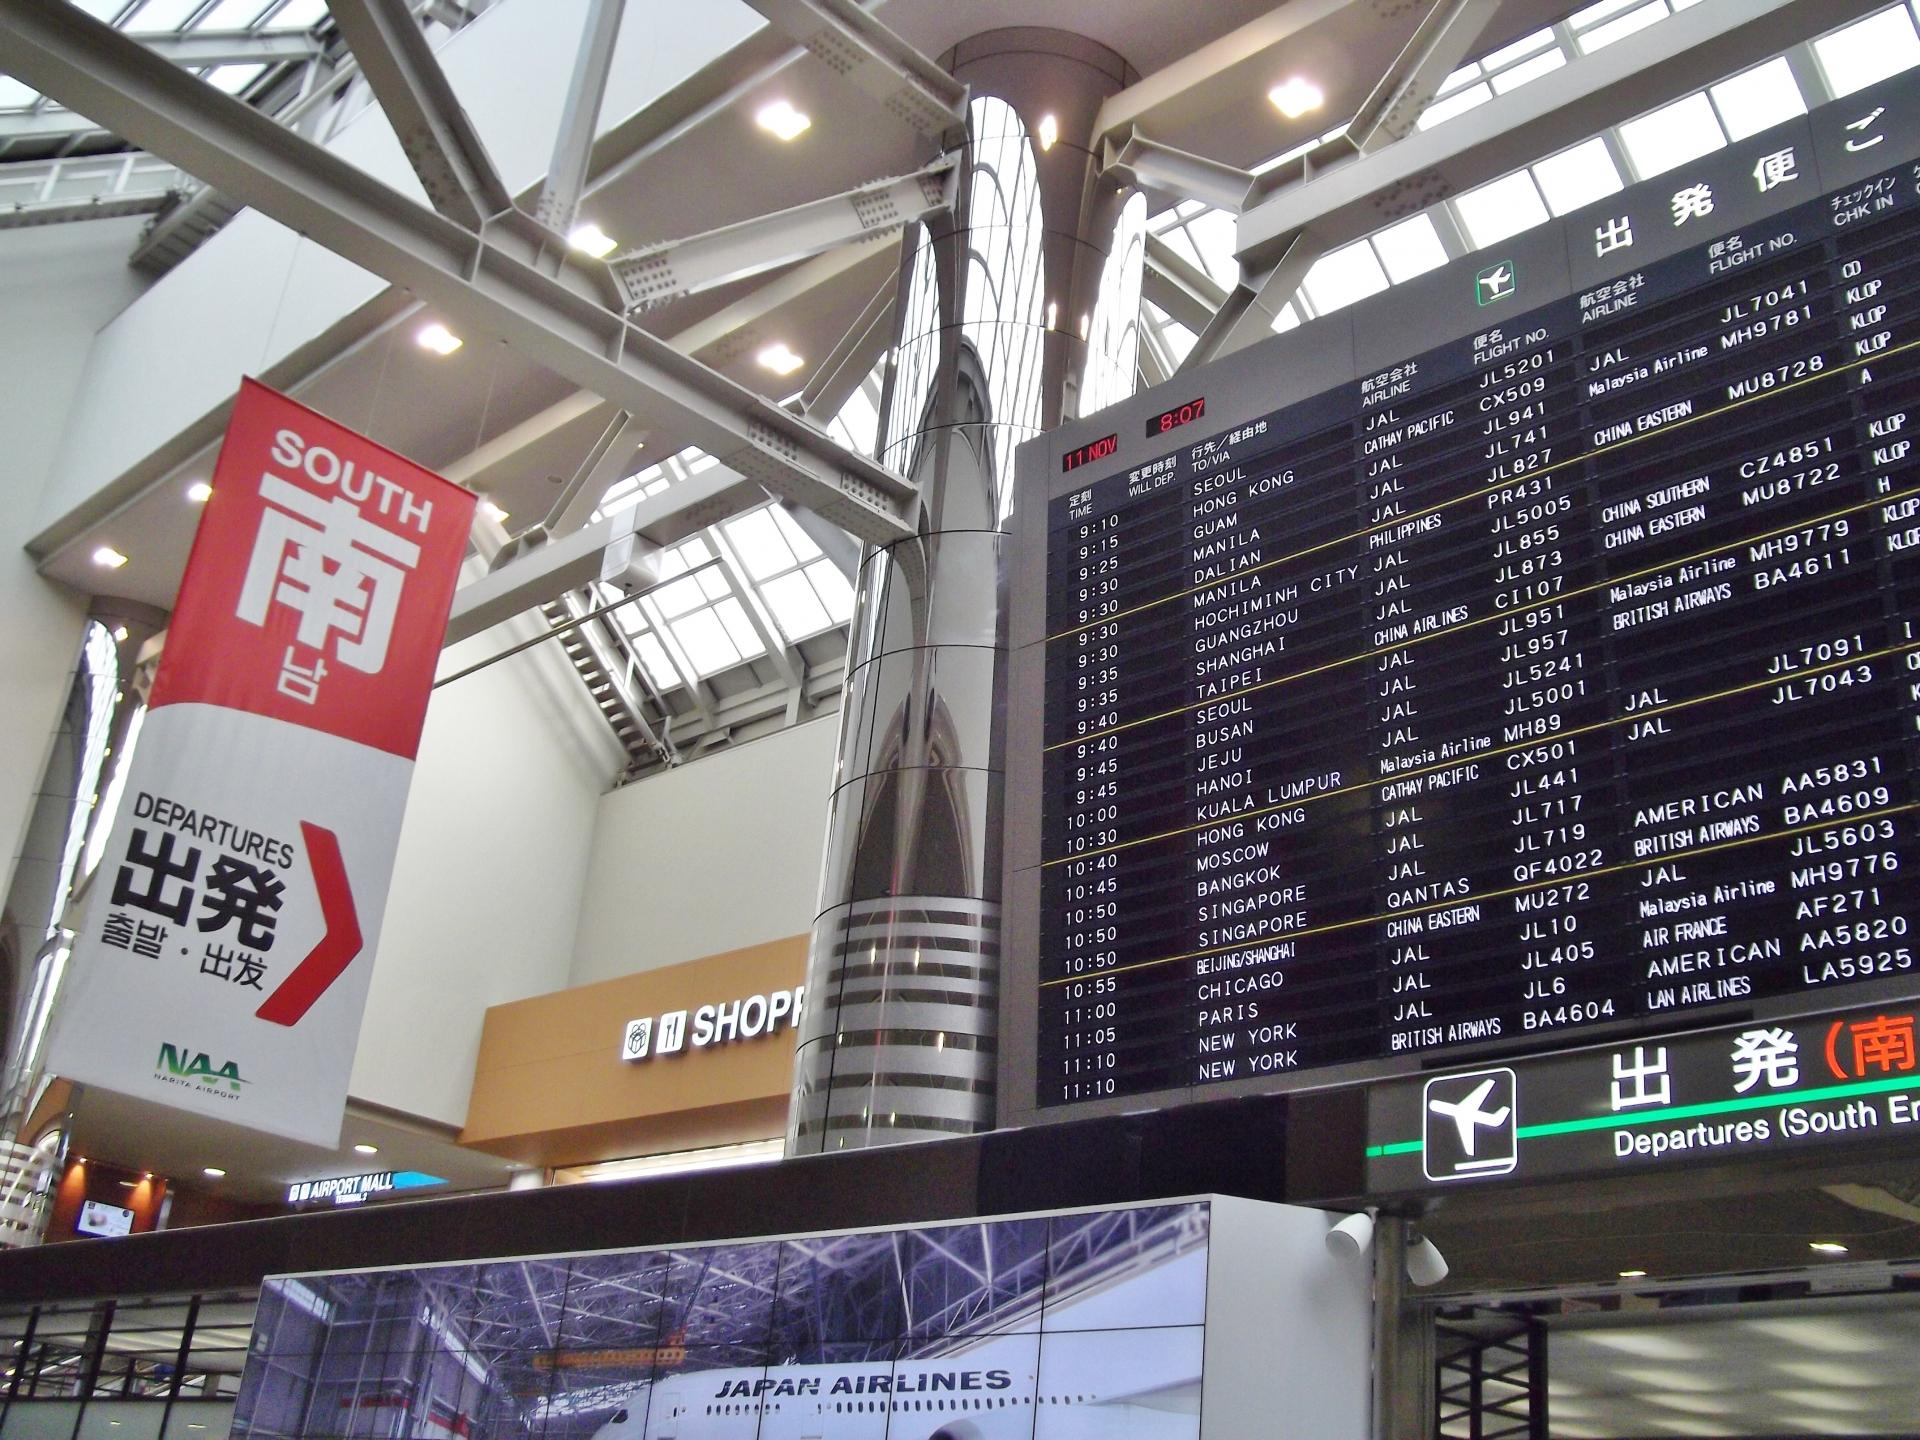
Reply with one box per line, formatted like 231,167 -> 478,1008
353,1143 -> 379,1156
1618,1269 -> 1648,1278
93,545 -> 128,569
186,481 -> 213,503
203,1167 -> 226,1179
1324,1210 -> 1448,1284
112,625 -> 129,642
568,222 -> 618,259
1037,113 -> 1058,151
1268,76 -> 1325,119
480,500 -> 510,525
1325,1210 -> 1374,1258
416,322 -> 463,356
757,342 -> 805,376
1405,1232 -> 1449,1287
755,99 -> 811,141
1809,1241 -> 1850,1255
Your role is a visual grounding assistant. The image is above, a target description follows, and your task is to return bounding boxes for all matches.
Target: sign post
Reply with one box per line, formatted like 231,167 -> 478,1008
48,379 -> 475,1145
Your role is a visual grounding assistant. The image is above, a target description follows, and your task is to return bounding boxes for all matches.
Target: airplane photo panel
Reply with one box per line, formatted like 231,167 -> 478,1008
553,1249 -> 679,1350
1031,1325 -> 1205,1440
1040,1203 -> 1210,1332
892,1215 -> 1051,1341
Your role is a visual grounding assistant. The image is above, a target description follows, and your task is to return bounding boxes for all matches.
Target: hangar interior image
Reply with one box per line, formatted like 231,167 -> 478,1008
4,0 -> 1920,1435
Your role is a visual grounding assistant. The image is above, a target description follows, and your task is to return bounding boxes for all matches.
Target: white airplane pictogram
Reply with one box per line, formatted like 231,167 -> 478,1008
1427,1076 -> 1511,1156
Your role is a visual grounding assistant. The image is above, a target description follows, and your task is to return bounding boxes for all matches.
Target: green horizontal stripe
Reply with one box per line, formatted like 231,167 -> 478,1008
1365,1071 -> 1920,1159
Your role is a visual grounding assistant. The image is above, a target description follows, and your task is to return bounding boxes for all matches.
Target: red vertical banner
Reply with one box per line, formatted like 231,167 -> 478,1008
49,379 -> 476,1144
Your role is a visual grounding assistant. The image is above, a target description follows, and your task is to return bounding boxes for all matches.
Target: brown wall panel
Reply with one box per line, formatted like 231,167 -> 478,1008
461,936 -> 807,1166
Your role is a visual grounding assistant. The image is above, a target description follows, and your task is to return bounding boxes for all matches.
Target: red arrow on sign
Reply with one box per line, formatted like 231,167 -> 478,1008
256,821 -> 363,1027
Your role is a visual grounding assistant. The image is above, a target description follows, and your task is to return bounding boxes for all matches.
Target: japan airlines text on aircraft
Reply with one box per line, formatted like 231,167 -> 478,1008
586,1343 -> 1199,1440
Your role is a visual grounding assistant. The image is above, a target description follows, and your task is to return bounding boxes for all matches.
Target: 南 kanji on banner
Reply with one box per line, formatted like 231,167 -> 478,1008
48,378 -> 475,1145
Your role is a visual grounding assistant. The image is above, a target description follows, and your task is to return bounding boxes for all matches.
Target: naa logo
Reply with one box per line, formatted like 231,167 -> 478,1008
154,1042 -> 247,1093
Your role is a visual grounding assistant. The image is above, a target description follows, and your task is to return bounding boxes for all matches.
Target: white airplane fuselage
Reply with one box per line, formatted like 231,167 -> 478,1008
585,1343 -> 1198,1440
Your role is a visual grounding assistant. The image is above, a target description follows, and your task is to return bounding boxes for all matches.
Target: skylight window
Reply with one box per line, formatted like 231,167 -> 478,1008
1490,48 -> 1565,95
1478,27 -> 1555,72
1812,5 -> 1920,97
1452,170 -> 1550,247
262,0 -> 329,28
1416,82 -> 1492,130
1575,2 -> 1669,55
1617,92 -> 1724,178
0,77 -> 39,111
1708,58 -> 1806,142
1301,239 -> 1389,315
206,63 -> 266,94
1531,137 -> 1624,215
1369,214 -> 1448,284
126,0 -> 210,31
200,0 -> 273,27
720,505 -> 855,645
643,537 -> 766,678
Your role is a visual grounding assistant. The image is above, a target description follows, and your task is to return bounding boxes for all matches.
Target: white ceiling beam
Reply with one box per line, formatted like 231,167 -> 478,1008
1142,233 -> 1227,333
325,0 -> 515,230
532,0 -> 623,234
607,158 -> 954,313
0,0 -> 921,548
737,0 -> 966,138
133,28 -> 323,68
1104,128 -> 1251,214
1091,0 -> 1362,142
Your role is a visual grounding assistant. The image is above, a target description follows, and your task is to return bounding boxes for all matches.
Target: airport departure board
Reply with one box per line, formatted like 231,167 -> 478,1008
1001,73 -> 1920,1121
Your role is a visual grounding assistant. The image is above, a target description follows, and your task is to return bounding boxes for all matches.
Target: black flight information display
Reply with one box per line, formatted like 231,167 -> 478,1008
1003,74 -> 1920,1119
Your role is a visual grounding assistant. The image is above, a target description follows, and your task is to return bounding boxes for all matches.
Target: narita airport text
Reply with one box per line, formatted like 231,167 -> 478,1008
1614,1093 -> 1920,1161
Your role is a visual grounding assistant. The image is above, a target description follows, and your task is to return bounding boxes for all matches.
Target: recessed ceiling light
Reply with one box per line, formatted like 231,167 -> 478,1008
1809,1241 -> 1849,1254
1268,76 -> 1325,119
757,342 -> 805,376
480,500 -> 510,524
186,481 -> 213,503
353,1143 -> 379,1156
568,223 -> 618,259
112,625 -> 129,643
93,545 -> 128,569
203,1167 -> 226,1179
755,99 -> 811,141
1618,1269 -> 1648,1278
416,322 -> 463,356
1037,113 -> 1058,151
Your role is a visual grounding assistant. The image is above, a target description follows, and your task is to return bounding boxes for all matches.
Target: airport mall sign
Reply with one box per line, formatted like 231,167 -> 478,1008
287,1169 -> 446,1206
1366,1002 -> 1920,1192
621,986 -> 804,1061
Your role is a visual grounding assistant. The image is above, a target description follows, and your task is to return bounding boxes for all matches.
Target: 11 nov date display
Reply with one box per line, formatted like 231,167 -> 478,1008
1002,75 -> 1920,1117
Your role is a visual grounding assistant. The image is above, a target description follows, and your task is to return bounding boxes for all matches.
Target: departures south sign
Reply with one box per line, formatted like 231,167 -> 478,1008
1366,1003 -> 1920,1192
621,986 -> 803,1062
